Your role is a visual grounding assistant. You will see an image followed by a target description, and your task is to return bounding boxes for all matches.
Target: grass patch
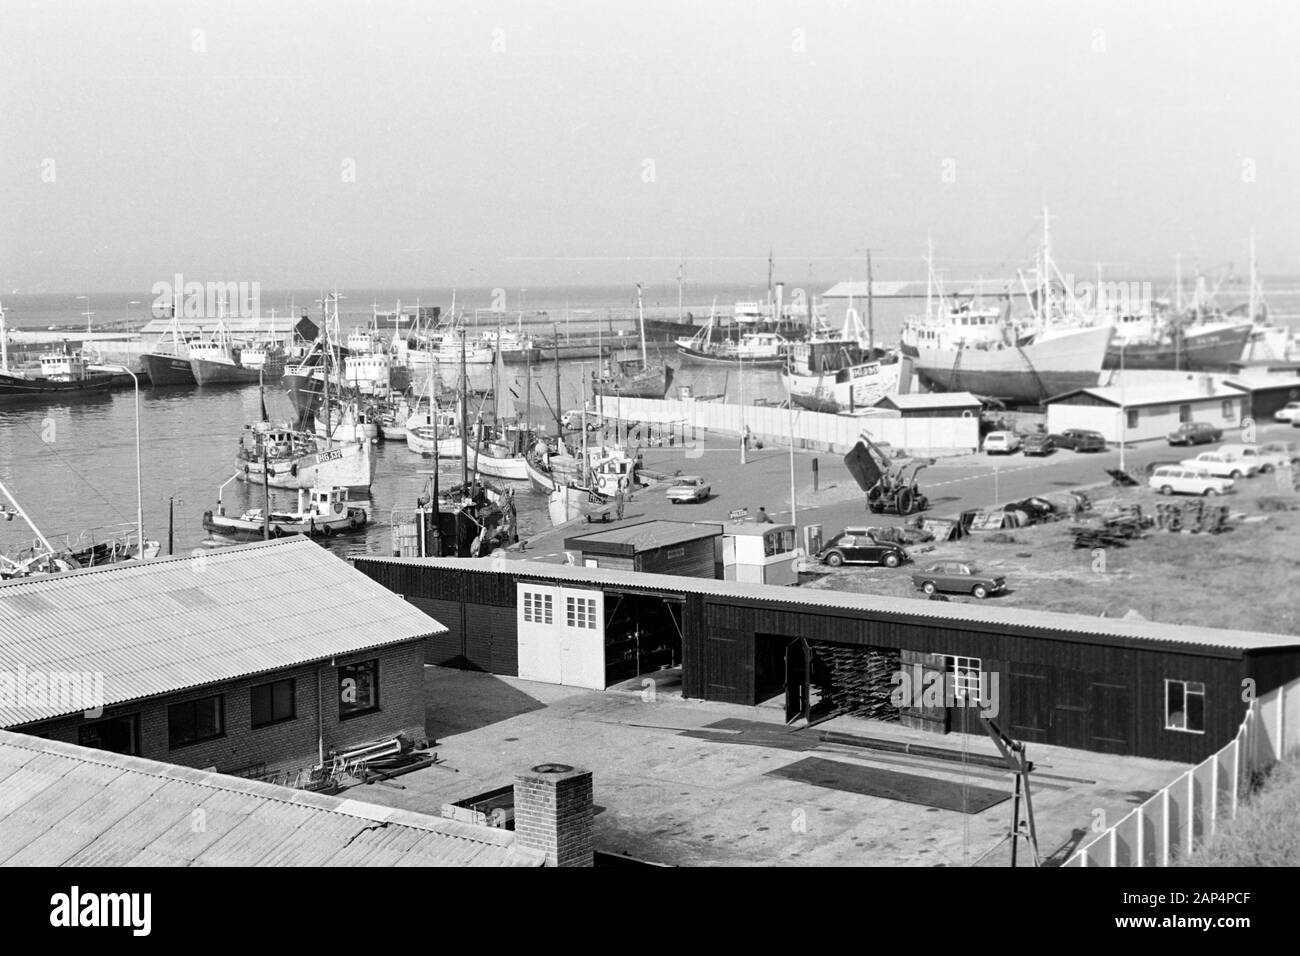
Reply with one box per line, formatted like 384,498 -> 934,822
1181,753 -> 1300,867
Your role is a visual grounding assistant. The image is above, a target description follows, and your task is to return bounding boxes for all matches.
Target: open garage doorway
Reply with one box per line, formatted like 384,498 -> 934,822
603,591 -> 684,688
780,637 -> 901,727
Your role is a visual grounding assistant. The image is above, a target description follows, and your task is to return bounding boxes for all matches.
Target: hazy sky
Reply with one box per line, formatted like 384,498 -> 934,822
3,0 -> 1297,292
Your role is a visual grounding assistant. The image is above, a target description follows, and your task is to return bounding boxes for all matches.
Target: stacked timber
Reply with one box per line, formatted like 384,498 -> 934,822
810,644 -> 899,722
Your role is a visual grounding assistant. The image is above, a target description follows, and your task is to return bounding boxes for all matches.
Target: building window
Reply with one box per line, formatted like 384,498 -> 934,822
941,655 -> 983,704
566,595 -> 598,629
1221,400 -> 1234,419
523,591 -> 553,624
339,660 -> 380,719
665,546 -> 685,559
251,678 -> 296,728
1165,680 -> 1205,733
1179,404 -> 1191,423
168,695 -> 225,749
78,714 -> 140,755
1126,408 -> 1139,429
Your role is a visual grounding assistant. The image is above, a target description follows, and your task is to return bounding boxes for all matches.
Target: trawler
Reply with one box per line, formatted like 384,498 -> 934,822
0,304 -> 117,401
592,284 -> 673,399
204,481 -> 367,540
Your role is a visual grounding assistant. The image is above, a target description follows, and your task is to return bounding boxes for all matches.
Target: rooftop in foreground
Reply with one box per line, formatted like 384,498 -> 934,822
0,730 -> 543,866
0,538 -> 446,726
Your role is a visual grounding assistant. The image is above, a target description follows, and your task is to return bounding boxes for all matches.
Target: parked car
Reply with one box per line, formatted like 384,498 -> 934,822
1178,452 -> 1259,480
1021,433 -> 1055,456
910,561 -> 1006,599
1050,429 -> 1107,452
983,431 -> 1022,455
1217,443 -> 1289,473
1149,466 -> 1235,497
818,528 -> 909,568
1258,440 -> 1300,465
666,476 -> 710,503
561,409 -> 602,431
1273,401 -> 1300,423
1167,421 -> 1223,446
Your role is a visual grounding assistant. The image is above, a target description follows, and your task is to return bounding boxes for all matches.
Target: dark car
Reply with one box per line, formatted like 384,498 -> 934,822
818,528 -> 909,568
1022,433 -> 1055,456
1167,421 -> 1223,446
1050,429 -> 1107,452
910,561 -> 1006,599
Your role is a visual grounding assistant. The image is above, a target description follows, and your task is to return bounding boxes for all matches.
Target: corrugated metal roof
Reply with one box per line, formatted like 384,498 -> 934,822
0,730 -> 545,867
1047,383 -> 1241,408
564,519 -> 721,555
876,392 -> 982,409
0,538 -> 447,726
356,555 -> 1300,655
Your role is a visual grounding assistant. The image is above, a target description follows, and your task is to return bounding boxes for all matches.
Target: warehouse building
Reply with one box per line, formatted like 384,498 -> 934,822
1044,380 -> 1245,444
352,556 -> 1300,763
0,538 -> 444,779
563,520 -> 720,577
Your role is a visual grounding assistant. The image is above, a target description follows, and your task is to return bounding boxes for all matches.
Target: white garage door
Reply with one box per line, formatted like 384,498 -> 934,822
516,583 -> 605,689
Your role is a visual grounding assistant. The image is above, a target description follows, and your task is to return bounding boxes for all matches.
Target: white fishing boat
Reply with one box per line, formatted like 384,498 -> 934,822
204,482 -> 367,540
236,421 -> 376,492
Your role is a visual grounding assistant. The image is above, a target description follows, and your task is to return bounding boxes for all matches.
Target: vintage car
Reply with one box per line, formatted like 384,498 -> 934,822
910,561 -> 1006,599
817,528 -> 909,568
666,476 -> 710,503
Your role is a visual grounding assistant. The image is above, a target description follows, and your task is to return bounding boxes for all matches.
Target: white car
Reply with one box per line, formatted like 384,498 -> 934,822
1149,466 -> 1235,497
1217,443 -> 1288,473
1258,441 -> 1300,466
1178,452 -> 1259,480
983,431 -> 1022,455
1273,402 -> 1300,423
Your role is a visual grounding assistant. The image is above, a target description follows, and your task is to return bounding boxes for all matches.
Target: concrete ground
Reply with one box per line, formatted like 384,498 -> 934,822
516,420 -> 1300,563
346,666 -> 1186,867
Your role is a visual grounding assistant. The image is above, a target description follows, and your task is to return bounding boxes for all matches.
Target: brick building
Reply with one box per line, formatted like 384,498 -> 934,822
0,538 -> 445,779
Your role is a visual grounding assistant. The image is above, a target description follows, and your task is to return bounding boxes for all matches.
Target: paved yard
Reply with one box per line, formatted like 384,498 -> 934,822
347,666 -> 1187,867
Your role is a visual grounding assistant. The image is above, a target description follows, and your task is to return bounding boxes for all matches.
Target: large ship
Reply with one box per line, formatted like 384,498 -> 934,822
1102,317 -> 1253,371
140,312 -> 196,387
0,317 -> 116,402
899,216 -> 1113,405
189,321 -> 286,385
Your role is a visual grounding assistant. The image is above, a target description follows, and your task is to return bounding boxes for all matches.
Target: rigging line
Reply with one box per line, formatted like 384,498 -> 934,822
13,418 -> 131,524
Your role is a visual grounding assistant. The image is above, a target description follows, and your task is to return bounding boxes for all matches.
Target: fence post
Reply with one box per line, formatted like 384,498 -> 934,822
1185,772 -> 1195,859
1280,683 -> 1288,758
1135,806 -> 1144,867
1108,828 -> 1118,867
1230,736 -> 1241,818
1160,788 -> 1170,867
1208,753 -> 1219,837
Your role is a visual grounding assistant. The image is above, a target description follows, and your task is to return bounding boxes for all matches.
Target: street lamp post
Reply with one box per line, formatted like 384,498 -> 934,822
115,366 -> 146,558
1118,342 -> 1127,474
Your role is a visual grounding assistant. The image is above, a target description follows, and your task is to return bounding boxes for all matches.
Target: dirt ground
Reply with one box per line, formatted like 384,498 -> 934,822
802,479 -> 1300,635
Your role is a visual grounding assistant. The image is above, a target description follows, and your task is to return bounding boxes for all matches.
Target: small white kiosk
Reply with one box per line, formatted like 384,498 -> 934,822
717,523 -> 799,586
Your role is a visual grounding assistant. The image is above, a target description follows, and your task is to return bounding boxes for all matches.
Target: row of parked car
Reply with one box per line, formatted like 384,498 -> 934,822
983,428 -> 1107,456
1147,441 -> 1298,496
814,529 -> 1006,598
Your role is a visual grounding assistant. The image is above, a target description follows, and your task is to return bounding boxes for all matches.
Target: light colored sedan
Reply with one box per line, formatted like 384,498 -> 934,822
1149,466 -> 1235,496
666,476 -> 710,503
1273,402 -> 1300,423
1178,452 -> 1259,480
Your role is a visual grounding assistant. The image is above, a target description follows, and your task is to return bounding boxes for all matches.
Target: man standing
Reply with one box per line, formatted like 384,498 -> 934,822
614,488 -> 626,522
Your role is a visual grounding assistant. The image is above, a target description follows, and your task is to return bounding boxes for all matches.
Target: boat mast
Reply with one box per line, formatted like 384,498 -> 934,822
553,323 -> 563,439
677,260 -> 684,322
1248,228 -> 1258,323
460,332 -> 469,488
636,283 -> 648,368
866,249 -> 875,350
0,300 -> 8,373
321,293 -> 335,448
1175,253 -> 1183,314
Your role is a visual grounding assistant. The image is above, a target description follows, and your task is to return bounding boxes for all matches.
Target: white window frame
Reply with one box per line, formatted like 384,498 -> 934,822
523,590 -> 553,625
1164,679 -> 1206,734
566,595 -> 597,630
941,654 -> 983,704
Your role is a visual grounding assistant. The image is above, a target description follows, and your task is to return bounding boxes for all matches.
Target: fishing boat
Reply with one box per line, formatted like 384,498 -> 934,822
592,285 -> 673,399
1,479 -> 159,579
140,309 -> 196,387
377,392 -> 413,440
389,476 -> 514,558
204,481 -> 367,540
899,216 -> 1112,404
190,320 -> 286,386
780,307 -> 911,412
676,313 -> 788,366
236,420 -> 376,492
314,398 -> 381,444
0,305 -> 117,402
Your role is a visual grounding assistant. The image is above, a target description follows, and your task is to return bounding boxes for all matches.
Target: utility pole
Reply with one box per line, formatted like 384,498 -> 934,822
866,249 -> 875,350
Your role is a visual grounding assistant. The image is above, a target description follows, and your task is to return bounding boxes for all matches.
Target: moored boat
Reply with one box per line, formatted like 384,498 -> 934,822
203,484 -> 367,540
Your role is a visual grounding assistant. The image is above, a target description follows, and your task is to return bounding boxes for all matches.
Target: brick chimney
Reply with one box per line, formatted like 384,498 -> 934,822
513,763 -> 594,867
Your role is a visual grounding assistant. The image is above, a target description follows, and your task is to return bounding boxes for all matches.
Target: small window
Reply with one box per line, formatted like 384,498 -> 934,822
251,677 -> 296,728
1221,400 -> 1234,419
1165,679 -> 1206,733
523,591 -> 553,624
941,655 -> 983,704
1126,408 -> 1139,429
566,595 -> 598,629
79,714 -> 140,755
339,660 -> 380,719
168,695 -> 225,749
1179,405 -> 1192,423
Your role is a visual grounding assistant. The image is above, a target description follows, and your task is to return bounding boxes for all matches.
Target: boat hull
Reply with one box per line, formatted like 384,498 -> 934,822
202,509 -> 367,540
0,371 -> 115,402
675,344 -> 785,367
903,324 -> 1112,404
592,362 -> 674,399
237,440 -> 375,492
1102,323 -> 1253,370
782,358 -> 909,414
191,357 -> 262,386
142,352 -> 196,387
465,446 -> 530,480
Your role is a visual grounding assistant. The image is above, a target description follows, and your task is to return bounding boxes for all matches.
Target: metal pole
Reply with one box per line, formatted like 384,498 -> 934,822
1119,343 -> 1127,473
168,497 -> 174,555
262,443 -> 271,540
121,367 -> 145,558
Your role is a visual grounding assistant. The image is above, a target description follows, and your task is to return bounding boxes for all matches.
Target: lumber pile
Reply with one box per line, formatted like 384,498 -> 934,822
1154,501 -> 1231,534
810,643 -> 899,722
